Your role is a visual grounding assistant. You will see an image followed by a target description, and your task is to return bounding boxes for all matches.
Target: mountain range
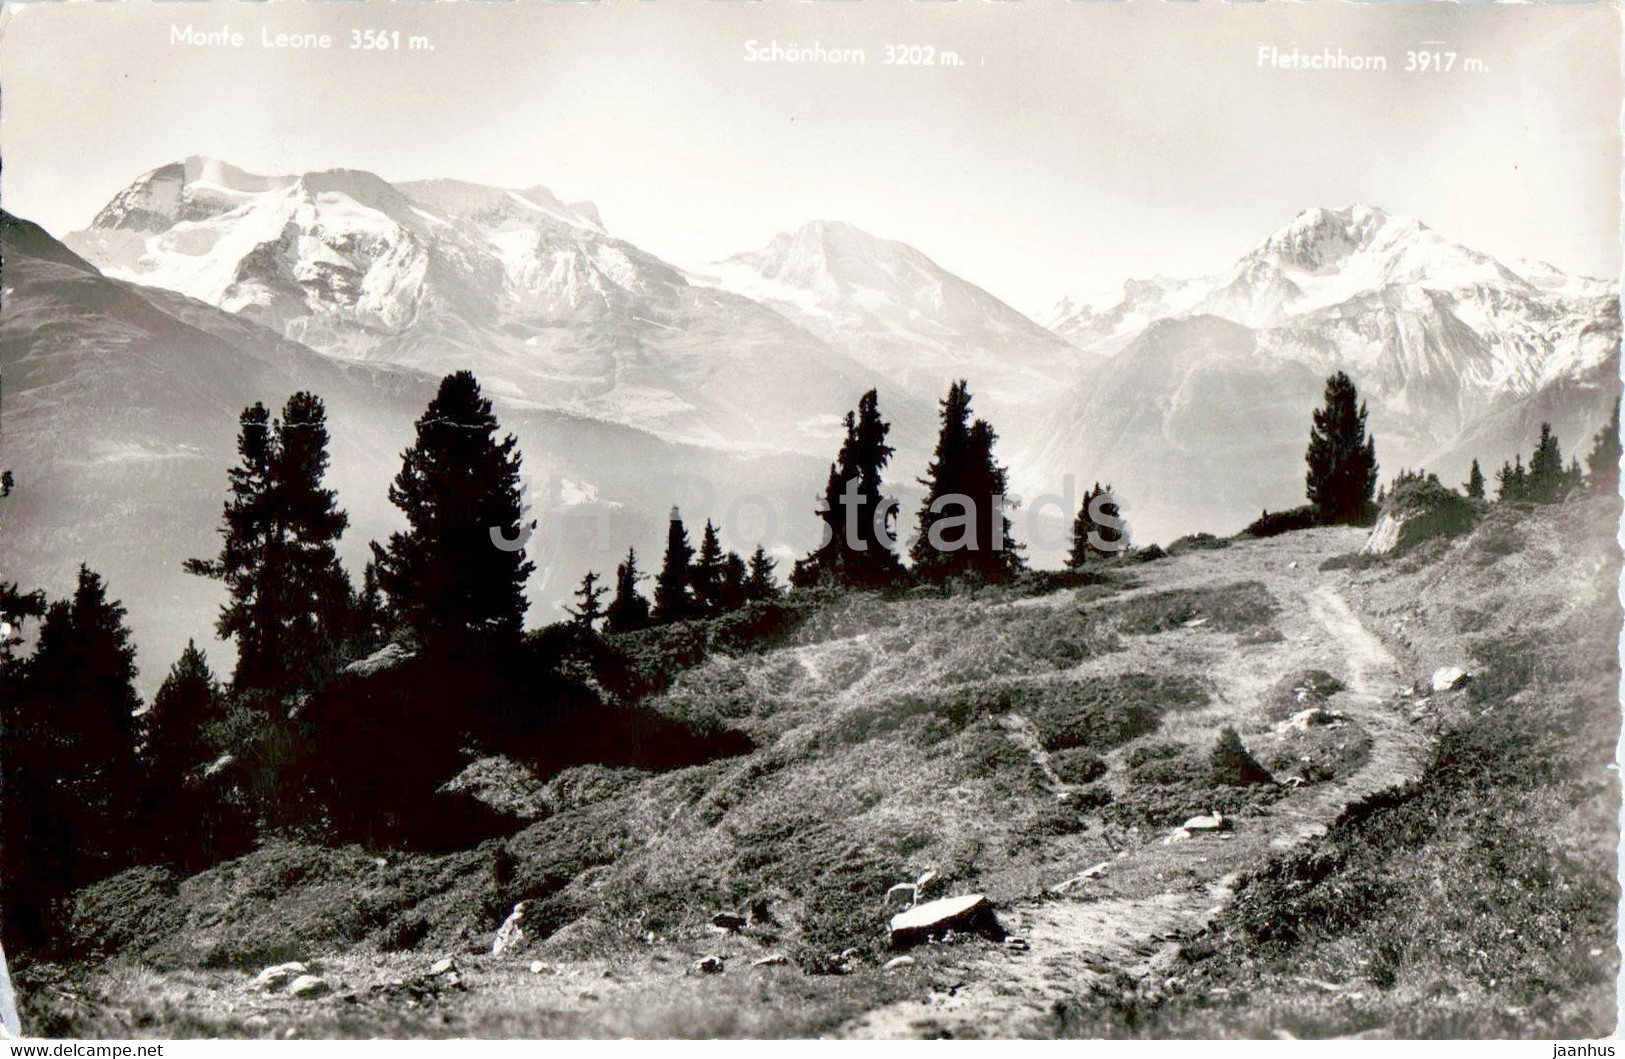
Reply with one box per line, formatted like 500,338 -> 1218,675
3,160 -> 1616,687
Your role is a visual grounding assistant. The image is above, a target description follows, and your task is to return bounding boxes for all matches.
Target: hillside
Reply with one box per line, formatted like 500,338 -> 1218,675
17,494 -> 1617,1039
0,212 -> 830,690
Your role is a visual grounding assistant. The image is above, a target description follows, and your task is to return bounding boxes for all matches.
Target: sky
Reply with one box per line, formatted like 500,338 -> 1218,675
1,0 -> 1619,314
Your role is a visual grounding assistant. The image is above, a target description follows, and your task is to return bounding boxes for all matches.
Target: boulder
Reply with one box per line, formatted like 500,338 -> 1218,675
888,894 -> 1001,949
750,954 -> 790,969
883,956 -> 916,971
1181,809 -> 1226,832
492,901 -> 527,957
427,956 -> 457,977
1004,936 -> 1031,953
709,912 -> 746,932
692,956 -> 725,975
1431,666 -> 1470,693
914,868 -> 939,899
1275,707 -> 1342,735
288,975 -> 331,999
253,962 -> 308,991
1362,480 -> 1478,556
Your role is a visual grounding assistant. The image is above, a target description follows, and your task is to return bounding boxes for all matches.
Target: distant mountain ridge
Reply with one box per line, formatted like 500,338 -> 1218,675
55,164 -> 1621,551
1025,205 -> 1619,541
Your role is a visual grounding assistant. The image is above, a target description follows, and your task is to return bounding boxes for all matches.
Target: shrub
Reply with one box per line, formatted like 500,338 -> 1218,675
1241,505 -> 1320,539
1112,582 -> 1278,635
1318,552 -> 1376,572
1168,533 -> 1232,554
1262,669 -> 1345,722
1125,741 -> 1184,768
1023,673 -> 1208,752
1052,747 -> 1108,784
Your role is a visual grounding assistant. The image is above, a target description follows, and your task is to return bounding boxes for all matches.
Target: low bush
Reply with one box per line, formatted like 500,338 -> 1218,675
1112,582 -> 1278,635
1240,505 -> 1321,539
1262,669 -> 1345,722
1168,533 -> 1232,554
1023,673 -> 1208,752
1052,747 -> 1108,784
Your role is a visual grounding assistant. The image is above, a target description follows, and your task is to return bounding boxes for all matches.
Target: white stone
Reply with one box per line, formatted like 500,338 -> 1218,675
253,962 -> 308,991
1431,666 -> 1469,693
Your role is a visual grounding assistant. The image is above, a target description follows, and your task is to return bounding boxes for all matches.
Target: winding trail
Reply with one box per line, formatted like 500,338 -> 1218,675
840,560 -> 1427,1039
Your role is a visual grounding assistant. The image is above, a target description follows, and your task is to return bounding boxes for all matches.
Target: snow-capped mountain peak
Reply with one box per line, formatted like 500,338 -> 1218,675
694,219 -> 1078,401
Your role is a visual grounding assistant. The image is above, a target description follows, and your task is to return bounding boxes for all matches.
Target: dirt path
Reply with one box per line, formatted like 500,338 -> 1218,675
839,564 -> 1427,1039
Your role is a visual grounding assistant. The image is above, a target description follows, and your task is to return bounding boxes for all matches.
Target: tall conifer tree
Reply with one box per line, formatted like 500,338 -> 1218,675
605,548 -> 652,634
1587,399 -> 1622,494
186,394 -> 351,694
653,508 -> 696,623
691,520 -> 725,614
372,372 -> 534,646
911,381 -> 1022,583
1465,459 -> 1486,500
1305,372 -> 1378,525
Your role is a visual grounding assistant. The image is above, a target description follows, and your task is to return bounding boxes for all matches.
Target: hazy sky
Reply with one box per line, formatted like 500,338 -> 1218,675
2,1 -> 1619,311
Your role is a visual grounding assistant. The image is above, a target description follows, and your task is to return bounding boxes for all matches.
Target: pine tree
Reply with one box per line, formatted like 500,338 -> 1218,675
1067,483 -> 1129,567
1587,399 -> 1622,495
604,548 -> 652,634
1527,422 -> 1566,504
1465,459 -> 1486,500
911,381 -> 974,581
744,546 -> 782,602
140,642 -> 227,865
911,381 -> 1023,583
1512,454 -> 1528,501
372,372 -> 534,647
1566,456 -> 1585,492
719,552 -> 749,613
186,394 -> 352,694
653,508 -> 696,623
3,567 -> 143,951
794,390 -> 906,588
184,402 -> 277,688
691,520 -> 725,614
1305,372 -> 1379,525
565,571 -> 608,631
144,641 -> 223,788
268,392 -> 352,688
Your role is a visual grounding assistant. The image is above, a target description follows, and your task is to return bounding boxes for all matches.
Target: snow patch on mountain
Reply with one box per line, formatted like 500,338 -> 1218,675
693,219 -> 1080,402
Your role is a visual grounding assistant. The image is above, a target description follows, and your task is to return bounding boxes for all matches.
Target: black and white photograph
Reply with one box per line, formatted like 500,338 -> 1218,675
0,0 -> 1620,1041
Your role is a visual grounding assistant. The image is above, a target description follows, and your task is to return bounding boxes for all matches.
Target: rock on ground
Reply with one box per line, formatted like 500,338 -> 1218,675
253,962 -> 308,991
888,894 -> 1001,949
1431,665 -> 1470,692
